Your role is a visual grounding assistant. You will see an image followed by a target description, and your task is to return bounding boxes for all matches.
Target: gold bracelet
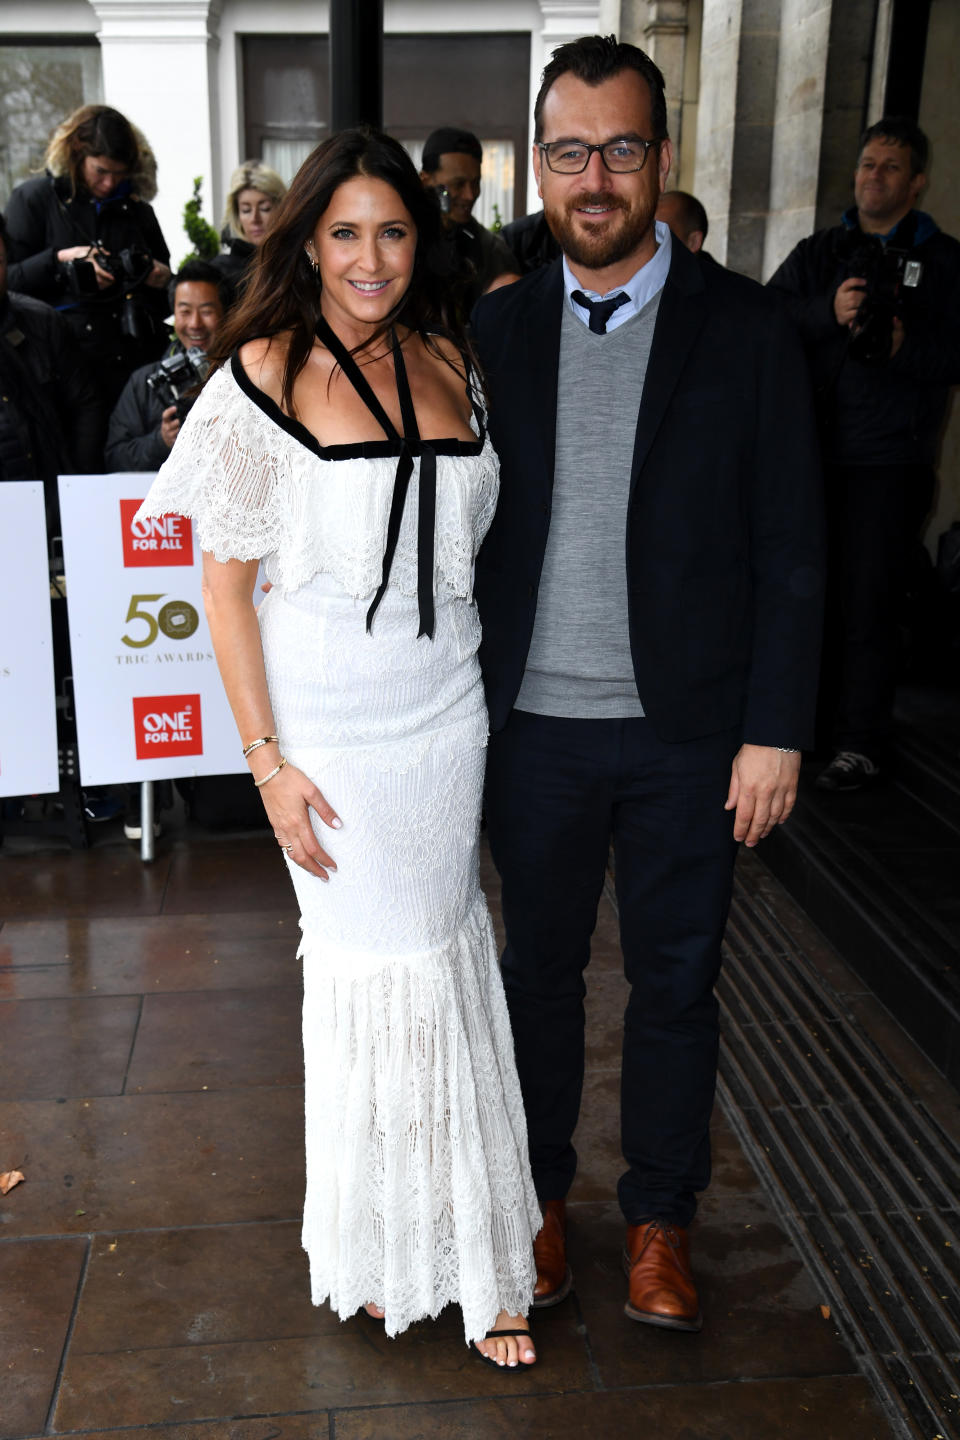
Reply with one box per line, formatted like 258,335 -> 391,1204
242,734 -> 279,758
252,756 -> 287,788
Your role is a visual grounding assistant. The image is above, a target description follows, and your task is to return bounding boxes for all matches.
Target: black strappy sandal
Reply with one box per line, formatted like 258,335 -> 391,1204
470,1326 -> 536,1369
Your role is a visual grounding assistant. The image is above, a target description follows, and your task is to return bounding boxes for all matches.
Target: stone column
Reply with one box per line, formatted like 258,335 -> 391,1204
692,0 -> 743,267
622,2 -> 691,175
529,1 -> 604,211
919,0 -> 960,552
88,0 -> 223,266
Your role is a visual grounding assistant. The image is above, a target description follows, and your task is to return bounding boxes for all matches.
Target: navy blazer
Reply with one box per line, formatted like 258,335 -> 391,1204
471,242 -> 825,747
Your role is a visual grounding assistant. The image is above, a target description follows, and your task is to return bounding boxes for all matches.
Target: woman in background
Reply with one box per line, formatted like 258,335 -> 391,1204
212,160 -> 287,298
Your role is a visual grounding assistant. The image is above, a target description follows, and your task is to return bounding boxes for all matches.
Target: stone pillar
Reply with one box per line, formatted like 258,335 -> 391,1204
761,0 -> 830,279
622,2 -> 690,172
919,0 -> 960,552
89,0 -> 223,267
692,0 -> 743,267
529,1 -> 604,211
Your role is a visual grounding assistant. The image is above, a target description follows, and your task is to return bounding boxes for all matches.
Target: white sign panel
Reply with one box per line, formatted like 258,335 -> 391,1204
0,482 -> 59,796
59,473 -> 248,786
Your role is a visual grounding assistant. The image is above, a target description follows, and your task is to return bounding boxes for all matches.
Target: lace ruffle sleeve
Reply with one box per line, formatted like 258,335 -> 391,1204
135,364 -> 283,564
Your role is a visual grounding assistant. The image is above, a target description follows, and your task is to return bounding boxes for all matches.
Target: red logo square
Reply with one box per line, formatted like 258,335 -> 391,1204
133,694 -> 203,760
120,499 -> 194,567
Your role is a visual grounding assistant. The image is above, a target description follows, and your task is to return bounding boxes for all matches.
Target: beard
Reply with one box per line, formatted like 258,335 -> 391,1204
545,189 -> 657,271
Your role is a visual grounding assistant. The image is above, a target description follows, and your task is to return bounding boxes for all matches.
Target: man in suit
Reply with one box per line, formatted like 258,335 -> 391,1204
472,35 -> 824,1331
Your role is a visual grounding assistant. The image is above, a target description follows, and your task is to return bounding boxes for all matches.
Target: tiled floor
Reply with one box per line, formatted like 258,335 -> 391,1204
1,817 -> 898,1439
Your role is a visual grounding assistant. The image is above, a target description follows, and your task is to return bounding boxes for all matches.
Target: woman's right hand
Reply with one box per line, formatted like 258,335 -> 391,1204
57,245 -> 115,288
255,760 -> 342,880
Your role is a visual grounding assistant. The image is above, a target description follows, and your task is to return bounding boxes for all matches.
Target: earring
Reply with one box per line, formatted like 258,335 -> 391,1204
304,246 -> 319,273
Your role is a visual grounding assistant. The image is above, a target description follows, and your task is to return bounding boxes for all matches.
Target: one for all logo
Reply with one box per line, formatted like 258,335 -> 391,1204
120,500 -> 194,567
133,694 -> 203,759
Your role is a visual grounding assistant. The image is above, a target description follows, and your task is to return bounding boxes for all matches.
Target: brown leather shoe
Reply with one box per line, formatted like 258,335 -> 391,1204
533,1199 -> 573,1308
623,1220 -> 702,1331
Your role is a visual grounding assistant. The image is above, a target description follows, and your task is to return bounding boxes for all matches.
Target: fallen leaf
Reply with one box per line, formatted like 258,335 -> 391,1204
819,1304 -> 831,1320
0,1170 -> 25,1195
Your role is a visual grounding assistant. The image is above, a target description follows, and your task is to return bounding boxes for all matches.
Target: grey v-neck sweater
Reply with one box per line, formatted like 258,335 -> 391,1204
515,291 -> 661,718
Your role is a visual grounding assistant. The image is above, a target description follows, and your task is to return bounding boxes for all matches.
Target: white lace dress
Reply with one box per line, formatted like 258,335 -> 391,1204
136,352 -> 540,1343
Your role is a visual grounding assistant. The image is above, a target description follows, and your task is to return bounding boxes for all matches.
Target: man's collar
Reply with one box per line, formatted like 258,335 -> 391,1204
563,220 -> 672,328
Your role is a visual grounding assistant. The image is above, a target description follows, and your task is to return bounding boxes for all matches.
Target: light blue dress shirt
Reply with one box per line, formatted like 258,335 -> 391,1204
563,220 -> 673,332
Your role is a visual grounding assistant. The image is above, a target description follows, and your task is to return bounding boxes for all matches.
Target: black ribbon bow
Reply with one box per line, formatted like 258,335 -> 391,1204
314,315 -> 436,639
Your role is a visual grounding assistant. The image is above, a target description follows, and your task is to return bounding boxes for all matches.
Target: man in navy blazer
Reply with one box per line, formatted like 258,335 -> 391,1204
472,36 -> 824,1331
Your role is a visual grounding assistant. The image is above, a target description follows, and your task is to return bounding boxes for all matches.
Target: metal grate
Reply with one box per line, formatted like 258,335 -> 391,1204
716,881 -> 960,1440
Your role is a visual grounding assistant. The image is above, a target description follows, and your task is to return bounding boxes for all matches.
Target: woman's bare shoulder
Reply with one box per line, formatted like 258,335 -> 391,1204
237,333 -> 291,398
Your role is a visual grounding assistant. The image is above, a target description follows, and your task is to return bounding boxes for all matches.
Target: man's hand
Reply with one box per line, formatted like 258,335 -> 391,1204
146,260 -> 172,289
833,277 -> 866,328
160,406 -> 181,449
725,743 -> 801,847
890,315 -> 905,357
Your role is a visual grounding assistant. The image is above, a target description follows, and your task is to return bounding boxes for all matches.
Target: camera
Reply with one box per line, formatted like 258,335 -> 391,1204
59,256 -> 100,297
429,185 -> 452,217
59,240 -> 154,300
146,346 -> 210,421
95,240 -> 153,284
845,238 -> 922,365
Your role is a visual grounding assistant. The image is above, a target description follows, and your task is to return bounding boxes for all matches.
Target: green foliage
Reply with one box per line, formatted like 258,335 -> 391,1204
178,177 -> 221,267
490,202 -> 503,234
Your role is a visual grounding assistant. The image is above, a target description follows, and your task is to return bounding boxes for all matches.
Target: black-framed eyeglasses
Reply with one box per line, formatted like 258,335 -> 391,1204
537,138 -> 660,174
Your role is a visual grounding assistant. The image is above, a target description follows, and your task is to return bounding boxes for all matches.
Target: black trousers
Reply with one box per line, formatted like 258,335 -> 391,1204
484,710 -> 740,1228
820,462 -> 935,760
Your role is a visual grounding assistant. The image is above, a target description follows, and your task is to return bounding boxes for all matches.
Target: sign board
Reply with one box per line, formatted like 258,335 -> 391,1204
0,482 -> 59,796
58,473 -> 250,786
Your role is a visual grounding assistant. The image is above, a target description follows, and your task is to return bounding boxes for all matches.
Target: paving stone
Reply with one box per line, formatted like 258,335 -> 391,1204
162,839 -> 299,914
0,994 -> 141,1099
126,986 -> 304,1093
331,1374 -> 894,1438
0,847 -> 170,920
0,912 -> 300,1000
55,1301 -> 590,1430
19,1423 -> 329,1440
0,1235 -> 86,1439
68,1222 -> 334,1353
0,1090 -> 305,1237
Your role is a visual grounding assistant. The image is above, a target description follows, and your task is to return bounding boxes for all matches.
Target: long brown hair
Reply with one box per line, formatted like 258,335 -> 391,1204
209,127 -> 465,417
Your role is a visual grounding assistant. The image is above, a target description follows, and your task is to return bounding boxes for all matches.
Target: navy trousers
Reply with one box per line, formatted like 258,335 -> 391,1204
484,710 -> 740,1228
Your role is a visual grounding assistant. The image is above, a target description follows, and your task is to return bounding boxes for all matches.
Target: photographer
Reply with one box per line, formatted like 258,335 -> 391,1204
105,260 -> 226,471
0,211 -> 100,523
769,117 -> 960,790
4,105 -> 171,419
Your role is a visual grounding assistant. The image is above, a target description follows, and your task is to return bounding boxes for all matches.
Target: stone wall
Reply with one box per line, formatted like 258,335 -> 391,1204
919,0 -> 960,551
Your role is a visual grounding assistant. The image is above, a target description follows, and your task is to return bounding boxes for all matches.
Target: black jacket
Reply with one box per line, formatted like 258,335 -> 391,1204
0,290 -> 102,472
210,236 -> 254,301
767,209 -> 960,466
500,210 -> 561,274
471,245 -> 825,747
0,290 -> 102,523
4,172 -> 171,384
104,351 -> 176,471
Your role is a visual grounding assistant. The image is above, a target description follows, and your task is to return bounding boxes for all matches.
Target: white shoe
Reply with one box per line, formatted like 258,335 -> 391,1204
124,821 -> 162,840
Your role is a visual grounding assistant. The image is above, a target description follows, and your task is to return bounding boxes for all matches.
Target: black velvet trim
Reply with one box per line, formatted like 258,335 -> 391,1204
229,350 -> 484,461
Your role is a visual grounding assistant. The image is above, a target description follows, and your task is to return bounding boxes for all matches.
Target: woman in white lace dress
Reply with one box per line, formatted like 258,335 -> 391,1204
136,130 -> 540,1367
